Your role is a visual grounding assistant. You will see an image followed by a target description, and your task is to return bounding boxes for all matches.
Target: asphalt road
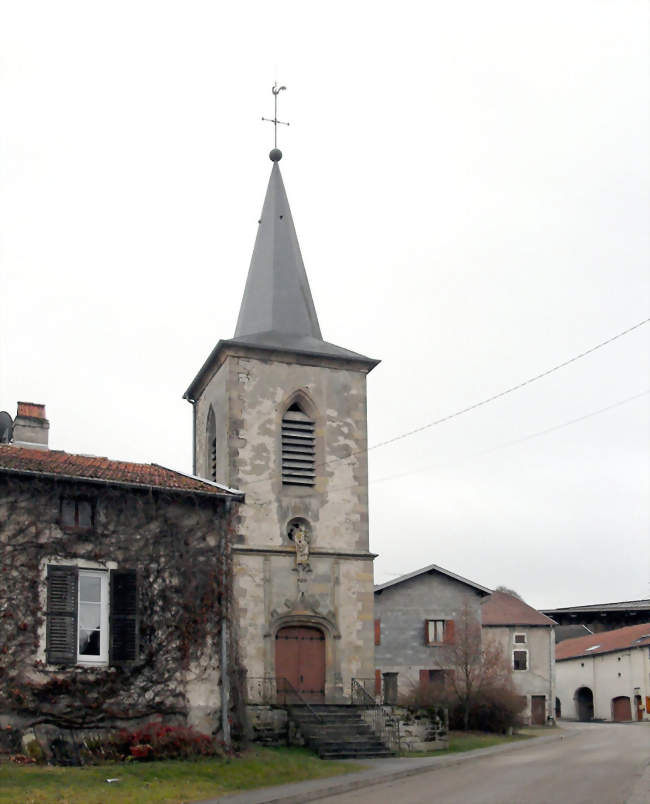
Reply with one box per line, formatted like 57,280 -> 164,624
312,722 -> 650,804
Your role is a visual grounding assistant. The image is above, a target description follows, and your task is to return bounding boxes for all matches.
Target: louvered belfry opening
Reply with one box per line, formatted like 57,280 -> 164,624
282,402 -> 315,486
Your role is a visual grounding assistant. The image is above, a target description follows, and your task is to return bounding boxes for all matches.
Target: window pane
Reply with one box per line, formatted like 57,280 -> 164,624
79,575 -> 101,603
79,628 -> 100,656
79,602 -> 101,630
513,650 -> 528,670
61,499 -> 76,526
77,501 -> 92,529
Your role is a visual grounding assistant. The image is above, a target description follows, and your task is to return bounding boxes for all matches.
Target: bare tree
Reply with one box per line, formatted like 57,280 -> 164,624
495,585 -> 524,601
438,602 -> 513,731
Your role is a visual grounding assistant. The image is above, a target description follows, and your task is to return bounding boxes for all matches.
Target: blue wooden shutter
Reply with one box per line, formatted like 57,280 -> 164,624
109,569 -> 138,664
46,565 -> 78,665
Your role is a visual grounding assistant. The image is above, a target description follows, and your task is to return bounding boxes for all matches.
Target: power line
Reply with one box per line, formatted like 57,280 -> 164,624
247,388 -> 649,507
365,389 -> 649,489
242,316 -> 650,493
367,317 -> 650,455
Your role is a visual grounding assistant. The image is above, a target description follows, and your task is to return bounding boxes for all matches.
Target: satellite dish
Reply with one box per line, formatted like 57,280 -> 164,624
0,411 -> 13,444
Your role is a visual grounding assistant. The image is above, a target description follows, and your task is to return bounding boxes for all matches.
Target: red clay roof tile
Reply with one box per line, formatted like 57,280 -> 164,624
0,444 -> 242,498
555,622 -> 650,660
481,591 -> 556,626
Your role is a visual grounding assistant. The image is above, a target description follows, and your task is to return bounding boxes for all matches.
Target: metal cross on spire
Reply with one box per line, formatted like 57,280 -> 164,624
262,82 -> 289,155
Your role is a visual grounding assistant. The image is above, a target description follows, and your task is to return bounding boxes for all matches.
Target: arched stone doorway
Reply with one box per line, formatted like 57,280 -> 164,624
275,626 -> 325,703
612,696 -> 632,722
575,687 -> 594,721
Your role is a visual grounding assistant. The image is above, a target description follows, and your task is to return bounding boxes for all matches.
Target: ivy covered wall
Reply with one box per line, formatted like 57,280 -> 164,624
0,474 -> 243,739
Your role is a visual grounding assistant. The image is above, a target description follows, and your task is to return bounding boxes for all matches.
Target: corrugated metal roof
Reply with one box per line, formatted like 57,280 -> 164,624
0,444 -> 243,498
543,599 -> 650,614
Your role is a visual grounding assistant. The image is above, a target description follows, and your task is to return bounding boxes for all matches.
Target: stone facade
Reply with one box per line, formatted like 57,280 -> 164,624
482,625 -> 555,725
388,706 -> 449,752
192,346 -> 376,701
374,565 -> 490,696
0,471 -> 240,740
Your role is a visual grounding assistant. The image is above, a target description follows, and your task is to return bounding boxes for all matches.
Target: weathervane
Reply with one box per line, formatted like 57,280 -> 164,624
262,82 -> 289,160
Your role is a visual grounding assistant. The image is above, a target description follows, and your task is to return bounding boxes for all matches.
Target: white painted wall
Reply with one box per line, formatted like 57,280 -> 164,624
556,646 -> 650,721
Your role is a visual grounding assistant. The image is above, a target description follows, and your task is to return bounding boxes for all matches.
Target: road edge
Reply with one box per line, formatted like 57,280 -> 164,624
205,728 -> 581,804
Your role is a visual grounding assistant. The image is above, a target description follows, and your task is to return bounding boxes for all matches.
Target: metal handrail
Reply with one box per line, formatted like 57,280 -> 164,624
276,676 -> 324,723
351,677 -> 400,752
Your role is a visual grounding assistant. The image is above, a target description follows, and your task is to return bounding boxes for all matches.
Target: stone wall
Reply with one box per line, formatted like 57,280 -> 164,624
375,571 -> 486,695
195,347 -> 376,697
388,705 -> 449,752
0,473 -> 241,740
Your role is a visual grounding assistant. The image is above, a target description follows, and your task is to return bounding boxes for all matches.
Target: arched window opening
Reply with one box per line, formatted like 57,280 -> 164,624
282,401 -> 315,486
206,406 -> 217,482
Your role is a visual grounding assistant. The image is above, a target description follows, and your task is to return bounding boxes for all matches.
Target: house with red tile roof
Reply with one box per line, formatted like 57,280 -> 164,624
481,591 -> 556,725
555,623 -> 650,722
0,402 -> 245,751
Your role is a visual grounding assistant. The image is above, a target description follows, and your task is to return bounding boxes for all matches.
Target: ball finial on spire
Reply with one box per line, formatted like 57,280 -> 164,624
269,148 -> 283,162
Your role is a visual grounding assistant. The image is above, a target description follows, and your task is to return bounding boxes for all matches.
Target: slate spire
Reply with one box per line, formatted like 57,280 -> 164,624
234,156 -> 322,341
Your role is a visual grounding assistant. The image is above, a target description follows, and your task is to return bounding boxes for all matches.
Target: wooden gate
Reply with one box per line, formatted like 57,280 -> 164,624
275,626 -> 325,702
612,696 -> 632,722
531,695 -> 546,725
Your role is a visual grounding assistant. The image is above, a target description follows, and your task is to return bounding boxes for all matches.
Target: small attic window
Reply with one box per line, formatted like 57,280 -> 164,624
281,402 -> 315,486
585,645 -> 601,652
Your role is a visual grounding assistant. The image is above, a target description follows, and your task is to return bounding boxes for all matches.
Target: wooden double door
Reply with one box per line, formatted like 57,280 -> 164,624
275,626 -> 325,703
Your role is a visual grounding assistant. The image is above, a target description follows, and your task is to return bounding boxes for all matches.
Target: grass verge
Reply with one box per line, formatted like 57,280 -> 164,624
403,728 -> 541,757
0,746 -> 364,804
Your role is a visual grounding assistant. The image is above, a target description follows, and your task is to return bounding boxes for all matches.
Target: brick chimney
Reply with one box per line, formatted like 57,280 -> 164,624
12,402 -> 49,450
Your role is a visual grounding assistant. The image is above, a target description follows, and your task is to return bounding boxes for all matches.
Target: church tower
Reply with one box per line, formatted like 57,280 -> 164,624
185,147 -> 379,702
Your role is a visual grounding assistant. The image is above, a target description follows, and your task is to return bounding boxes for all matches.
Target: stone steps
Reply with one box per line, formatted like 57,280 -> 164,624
287,705 -> 395,760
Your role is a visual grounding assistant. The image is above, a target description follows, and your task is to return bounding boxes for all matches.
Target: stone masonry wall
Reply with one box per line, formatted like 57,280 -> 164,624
0,474 -> 240,740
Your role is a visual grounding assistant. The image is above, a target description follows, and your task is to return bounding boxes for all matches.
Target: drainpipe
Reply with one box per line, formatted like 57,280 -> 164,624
220,499 -> 231,750
549,626 -> 554,723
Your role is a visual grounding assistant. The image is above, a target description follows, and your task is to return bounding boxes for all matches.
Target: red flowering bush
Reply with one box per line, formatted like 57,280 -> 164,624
81,722 -> 223,763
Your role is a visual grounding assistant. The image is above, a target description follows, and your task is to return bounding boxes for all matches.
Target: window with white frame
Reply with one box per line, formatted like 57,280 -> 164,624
514,632 -> 527,645
77,570 -> 109,662
513,649 -> 528,671
46,565 -> 138,666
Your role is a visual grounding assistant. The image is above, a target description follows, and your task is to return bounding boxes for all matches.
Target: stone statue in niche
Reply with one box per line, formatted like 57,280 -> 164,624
288,519 -> 312,580
294,525 -> 310,566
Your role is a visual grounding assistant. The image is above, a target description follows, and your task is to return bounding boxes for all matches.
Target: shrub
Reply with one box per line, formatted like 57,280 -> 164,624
448,685 -> 526,733
81,722 -> 224,763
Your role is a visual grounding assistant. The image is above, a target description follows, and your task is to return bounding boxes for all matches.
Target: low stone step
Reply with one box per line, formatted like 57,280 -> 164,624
319,748 -> 395,759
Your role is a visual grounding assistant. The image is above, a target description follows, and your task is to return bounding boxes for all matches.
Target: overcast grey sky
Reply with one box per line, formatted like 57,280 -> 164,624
1,1 -> 648,608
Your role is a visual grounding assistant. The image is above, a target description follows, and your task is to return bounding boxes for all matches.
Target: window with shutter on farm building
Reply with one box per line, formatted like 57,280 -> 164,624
425,619 -> 455,645
45,565 -> 138,666
281,403 -> 315,486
